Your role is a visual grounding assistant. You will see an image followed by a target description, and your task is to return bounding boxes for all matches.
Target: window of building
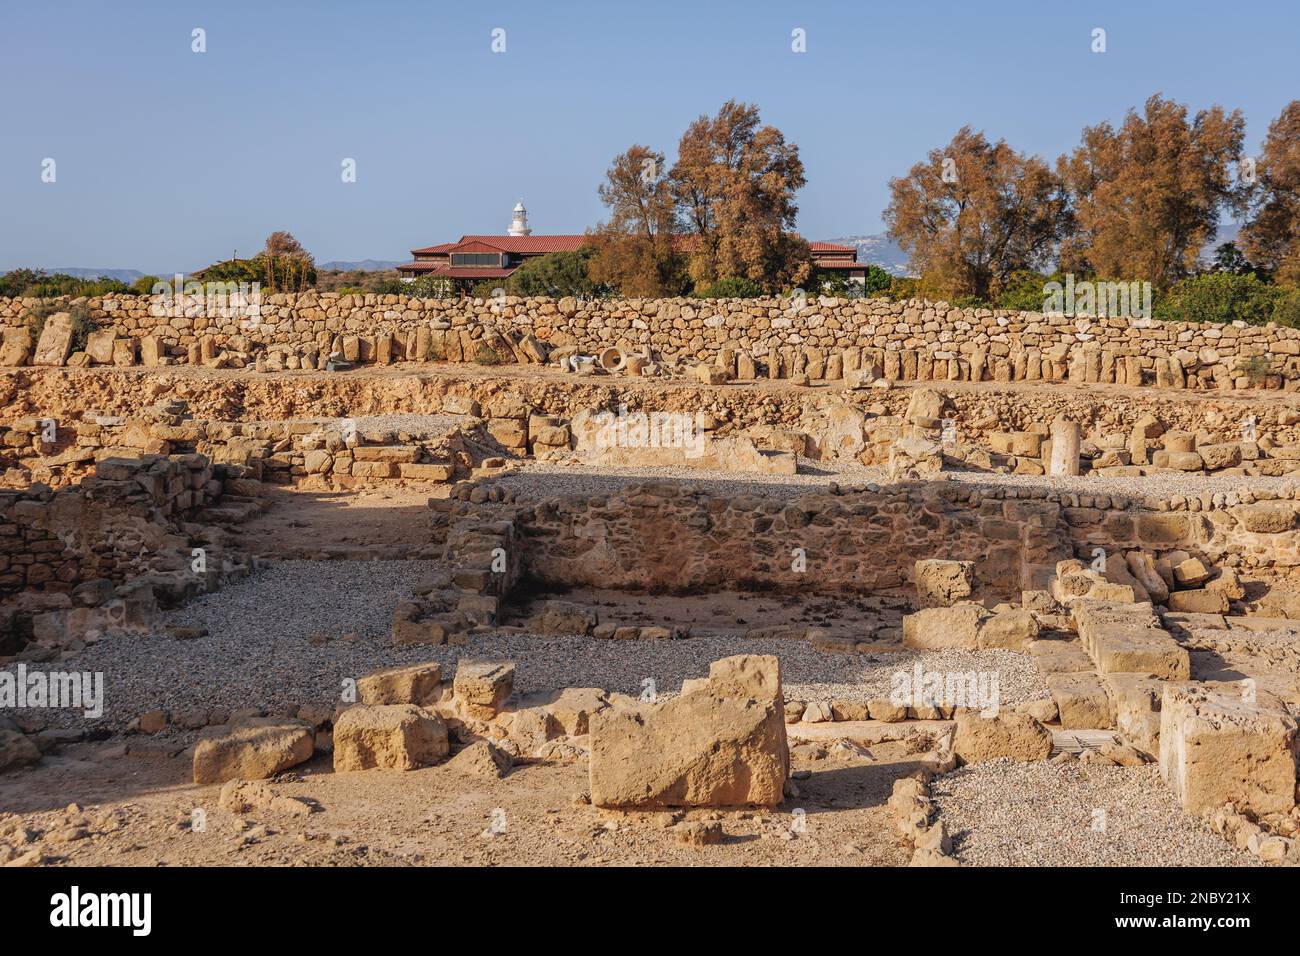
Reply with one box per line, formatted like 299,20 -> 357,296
450,253 -> 501,268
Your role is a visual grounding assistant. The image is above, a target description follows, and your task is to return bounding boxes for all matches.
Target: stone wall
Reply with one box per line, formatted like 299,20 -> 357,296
0,454 -> 222,601
440,478 -> 1300,604
3,292 -> 1299,389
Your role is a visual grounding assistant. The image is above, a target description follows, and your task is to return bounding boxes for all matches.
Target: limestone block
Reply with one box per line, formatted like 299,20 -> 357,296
1159,684 -> 1298,817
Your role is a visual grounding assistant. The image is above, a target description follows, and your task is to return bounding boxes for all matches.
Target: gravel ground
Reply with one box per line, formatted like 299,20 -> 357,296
931,760 -> 1256,867
498,459 -> 1300,503
237,413 -> 465,438
18,560 -> 1045,731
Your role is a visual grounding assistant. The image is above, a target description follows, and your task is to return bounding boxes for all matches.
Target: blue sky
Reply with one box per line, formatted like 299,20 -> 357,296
2,0 -> 1297,273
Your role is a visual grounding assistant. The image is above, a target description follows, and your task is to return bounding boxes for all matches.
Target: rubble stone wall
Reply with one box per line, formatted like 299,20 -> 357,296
3,292 -> 1298,389
0,454 -> 220,599
513,482 -> 1072,597
499,481 -> 1300,597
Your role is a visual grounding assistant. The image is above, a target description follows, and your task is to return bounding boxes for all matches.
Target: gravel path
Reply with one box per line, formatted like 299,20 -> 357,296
931,760 -> 1256,867
19,560 -> 1045,731
498,460 -> 1300,503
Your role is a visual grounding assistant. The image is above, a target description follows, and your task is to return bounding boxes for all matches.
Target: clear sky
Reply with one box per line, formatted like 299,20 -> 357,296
2,0 -> 1296,273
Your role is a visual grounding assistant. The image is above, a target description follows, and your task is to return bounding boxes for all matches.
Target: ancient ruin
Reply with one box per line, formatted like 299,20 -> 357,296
2,289 -> 1300,870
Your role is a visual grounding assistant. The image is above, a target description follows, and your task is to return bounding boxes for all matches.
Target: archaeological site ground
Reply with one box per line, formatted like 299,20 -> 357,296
1,289 -> 1298,901
10,1 -> 1300,938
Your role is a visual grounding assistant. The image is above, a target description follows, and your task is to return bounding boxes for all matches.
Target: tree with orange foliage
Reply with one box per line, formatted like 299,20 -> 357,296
1057,94 -> 1244,288
1240,100 -> 1300,282
586,145 -> 688,296
884,126 -> 1069,301
670,101 -> 811,292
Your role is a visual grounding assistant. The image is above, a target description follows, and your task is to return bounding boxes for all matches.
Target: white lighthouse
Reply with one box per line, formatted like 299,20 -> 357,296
507,199 -> 532,237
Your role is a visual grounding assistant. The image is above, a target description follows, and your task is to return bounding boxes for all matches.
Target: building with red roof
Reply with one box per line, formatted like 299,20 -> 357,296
397,201 -> 869,290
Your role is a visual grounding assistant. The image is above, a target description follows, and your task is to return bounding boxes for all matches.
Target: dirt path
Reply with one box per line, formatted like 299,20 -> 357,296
0,739 -> 917,867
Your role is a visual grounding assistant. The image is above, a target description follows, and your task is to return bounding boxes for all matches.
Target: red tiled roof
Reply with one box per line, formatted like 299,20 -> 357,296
409,234 -> 859,262
813,260 -> 869,271
448,240 -> 510,254
410,235 -> 589,257
409,241 -> 459,255
457,234 -> 589,253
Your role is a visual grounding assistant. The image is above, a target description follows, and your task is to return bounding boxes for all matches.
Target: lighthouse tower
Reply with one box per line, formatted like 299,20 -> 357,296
507,199 -> 532,237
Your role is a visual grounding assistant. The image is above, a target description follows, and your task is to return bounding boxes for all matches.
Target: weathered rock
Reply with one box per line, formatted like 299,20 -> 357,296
1159,683 -> 1298,817
1167,588 -> 1230,614
589,655 -> 788,808
0,730 -> 41,774
32,313 -> 74,366
953,712 -> 1052,764
914,559 -> 974,609
453,661 -> 516,719
192,718 -> 315,785
977,608 -> 1040,650
445,740 -> 513,778
357,662 -> 443,706
903,602 -> 985,650
333,704 -> 449,772
528,600 -> 597,636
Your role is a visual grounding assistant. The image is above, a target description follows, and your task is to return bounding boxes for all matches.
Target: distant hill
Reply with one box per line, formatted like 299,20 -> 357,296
819,234 -> 911,277
317,260 -> 401,272
42,267 -> 148,282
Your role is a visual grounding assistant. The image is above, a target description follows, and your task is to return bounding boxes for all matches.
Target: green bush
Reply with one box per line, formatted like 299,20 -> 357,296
391,275 -> 453,298
1154,272 -> 1281,325
862,264 -> 893,296
879,276 -> 922,301
504,248 -> 600,297
67,306 -> 96,352
131,275 -> 162,296
996,270 -> 1057,312
472,343 -> 507,365
0,269 -> 130,298
1270,286 -> 1300,328
694,276 -> 764,298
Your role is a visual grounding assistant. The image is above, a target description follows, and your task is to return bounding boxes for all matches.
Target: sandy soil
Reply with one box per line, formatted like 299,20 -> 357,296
0,738 -> 921,867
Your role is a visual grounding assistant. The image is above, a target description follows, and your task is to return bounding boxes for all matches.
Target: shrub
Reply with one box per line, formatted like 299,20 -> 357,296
504,248 -> 600,297
808,266 -> 891,298
1153,272 -> 1281,325
879,276 -> 922,301
394,275 -> 453,299
1238,353 -> 1274,386
25,303 -> 96,351
473,343 -> 507,365
1270,286 -> 1300,328
131,275 -> 162,296
996,270 -> 1057,312
694,276 -> 764,298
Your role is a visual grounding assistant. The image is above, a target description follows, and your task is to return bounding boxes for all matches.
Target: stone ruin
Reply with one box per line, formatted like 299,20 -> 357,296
5,292 -> 1300,870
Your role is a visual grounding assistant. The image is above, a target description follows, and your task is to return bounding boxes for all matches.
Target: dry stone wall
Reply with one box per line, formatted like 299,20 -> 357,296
444,478 -> 1300,603
3,292 -> 1299,390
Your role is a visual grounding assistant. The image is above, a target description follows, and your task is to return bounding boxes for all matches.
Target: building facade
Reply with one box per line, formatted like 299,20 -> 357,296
397,202 -> 869,291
